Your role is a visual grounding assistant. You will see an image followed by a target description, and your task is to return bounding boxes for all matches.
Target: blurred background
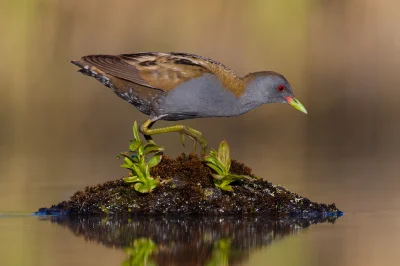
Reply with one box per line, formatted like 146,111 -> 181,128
0,0 -> 400,265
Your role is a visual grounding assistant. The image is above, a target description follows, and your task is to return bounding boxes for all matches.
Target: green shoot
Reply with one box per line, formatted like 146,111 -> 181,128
118,122 -> 163,193
204,140 -> 247,192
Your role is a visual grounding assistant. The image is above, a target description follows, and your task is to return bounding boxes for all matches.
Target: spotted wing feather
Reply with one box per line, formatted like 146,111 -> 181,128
76,52 -> 243,93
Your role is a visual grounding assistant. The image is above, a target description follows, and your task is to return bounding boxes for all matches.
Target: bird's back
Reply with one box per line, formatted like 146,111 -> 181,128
71,52 -> 245,119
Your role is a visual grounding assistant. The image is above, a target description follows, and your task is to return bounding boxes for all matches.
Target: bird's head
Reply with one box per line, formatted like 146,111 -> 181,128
244,71 -> 307,114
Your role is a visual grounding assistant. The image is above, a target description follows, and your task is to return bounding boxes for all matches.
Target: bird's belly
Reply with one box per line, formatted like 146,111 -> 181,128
157,74 -> 240,120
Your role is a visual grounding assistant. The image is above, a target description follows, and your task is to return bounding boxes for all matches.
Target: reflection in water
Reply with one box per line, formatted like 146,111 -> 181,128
206,239 -> 232,266
40,215 -> 339,266
123,238 -> 157,266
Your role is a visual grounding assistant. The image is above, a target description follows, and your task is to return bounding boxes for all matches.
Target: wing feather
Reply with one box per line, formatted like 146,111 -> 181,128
74,52 -> 245,96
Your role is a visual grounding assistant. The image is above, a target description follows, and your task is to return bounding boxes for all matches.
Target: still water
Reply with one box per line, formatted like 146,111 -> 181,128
1,0 -> 400,265
0,212 -> 399,266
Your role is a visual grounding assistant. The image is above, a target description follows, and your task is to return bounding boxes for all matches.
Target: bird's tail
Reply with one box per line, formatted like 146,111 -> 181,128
70,60 -> 94,76
70,60 -> 112,88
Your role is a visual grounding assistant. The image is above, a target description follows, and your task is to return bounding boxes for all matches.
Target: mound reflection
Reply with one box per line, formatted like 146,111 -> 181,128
40,215 -> 339,265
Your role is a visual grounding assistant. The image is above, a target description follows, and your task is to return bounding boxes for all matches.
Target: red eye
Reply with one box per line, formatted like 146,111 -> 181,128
277,85 -> 285,92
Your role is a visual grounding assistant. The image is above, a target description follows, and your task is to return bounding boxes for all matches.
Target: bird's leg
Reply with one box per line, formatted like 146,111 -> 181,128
142,120 -> 156,145
139,119 -> 208,156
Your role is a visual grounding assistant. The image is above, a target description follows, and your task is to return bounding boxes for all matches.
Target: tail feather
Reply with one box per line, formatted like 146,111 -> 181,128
70,60 -> 89,75
70,57 -> 161,117
70,59 -> 111,84
70,60 -> 87,69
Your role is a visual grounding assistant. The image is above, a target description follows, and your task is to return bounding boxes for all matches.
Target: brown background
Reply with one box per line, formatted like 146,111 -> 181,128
0,1 -> 399,265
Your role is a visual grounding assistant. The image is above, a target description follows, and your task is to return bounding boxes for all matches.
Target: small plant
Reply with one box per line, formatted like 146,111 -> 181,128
204,140 -> 247,192
118,122 -> 163,193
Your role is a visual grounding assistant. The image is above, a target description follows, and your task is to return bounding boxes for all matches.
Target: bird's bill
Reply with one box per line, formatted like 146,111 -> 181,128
285,96 -> 307,114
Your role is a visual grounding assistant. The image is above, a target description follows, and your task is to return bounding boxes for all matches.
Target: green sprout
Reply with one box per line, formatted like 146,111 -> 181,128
122,238 -> 157,266
118,122 -> 163,193
204,140 -> 247,192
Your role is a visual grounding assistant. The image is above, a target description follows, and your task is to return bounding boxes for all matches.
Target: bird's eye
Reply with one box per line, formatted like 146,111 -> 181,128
277,85 -> 285,92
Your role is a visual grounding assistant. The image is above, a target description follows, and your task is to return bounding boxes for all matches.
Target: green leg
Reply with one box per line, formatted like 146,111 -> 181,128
142,120 -> 156,145
139,119 -> 208,156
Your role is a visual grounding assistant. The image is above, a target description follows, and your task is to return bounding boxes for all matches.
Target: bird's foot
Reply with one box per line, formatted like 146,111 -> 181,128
178,128 -> 207,155
140,119 -> 208,156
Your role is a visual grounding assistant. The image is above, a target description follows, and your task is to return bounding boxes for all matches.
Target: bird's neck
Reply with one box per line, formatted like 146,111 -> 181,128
237,84 -> 270,115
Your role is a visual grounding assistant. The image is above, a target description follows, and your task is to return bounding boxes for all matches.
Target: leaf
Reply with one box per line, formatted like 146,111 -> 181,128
144,164 -> 150,178
120,163 -> 133,170
148,154 -> 162,168
137,145 -> 144,157
143,143 -> 164,155
216,179 -> 234,192
205,162 -> 224,175
133,164 -> 145,181
138,162 -> 147,174
133,122 -> 140,141
134,179 -> 159,193
124,157 -> 134,167
204,156 -> 226,175
209,149 -> 218,158
217,140 -> 231,171
123,176 -> 141,183
129,141 -> 142,152
220,184 -> 234,192
119,153 -> 133,160
134,183 -> 150,193
221,179 -> 233,187
214,180 -> 234,192
130,155 -> 140,163
211,174 -> 226,180
118,153 -> 129,161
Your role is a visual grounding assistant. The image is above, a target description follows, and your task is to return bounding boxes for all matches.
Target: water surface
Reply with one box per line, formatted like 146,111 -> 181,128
1,212 -> 399,266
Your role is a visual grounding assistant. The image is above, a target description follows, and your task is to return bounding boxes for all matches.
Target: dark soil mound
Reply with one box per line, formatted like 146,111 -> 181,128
36,154 -> 342,216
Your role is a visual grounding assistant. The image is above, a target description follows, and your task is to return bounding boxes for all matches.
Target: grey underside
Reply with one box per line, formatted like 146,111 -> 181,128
148,74 -> 276,121
155,74 -> 243,121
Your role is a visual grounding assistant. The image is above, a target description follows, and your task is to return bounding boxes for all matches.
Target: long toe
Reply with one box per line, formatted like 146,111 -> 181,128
200,139 -> 208,156
188,136 -> 197,153
180,133 -> 185,147
201,145 -> 207,157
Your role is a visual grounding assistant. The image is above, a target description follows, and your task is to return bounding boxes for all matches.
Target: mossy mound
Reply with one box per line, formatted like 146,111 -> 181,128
36,154 -> 341,216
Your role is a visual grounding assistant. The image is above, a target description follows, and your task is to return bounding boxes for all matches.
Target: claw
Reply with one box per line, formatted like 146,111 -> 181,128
180,133 -> 185,147
188,136 -> 197,153
201,144 -> 207,157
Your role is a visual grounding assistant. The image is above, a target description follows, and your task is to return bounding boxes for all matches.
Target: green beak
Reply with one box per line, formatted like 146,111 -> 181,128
285,97 -> 307,114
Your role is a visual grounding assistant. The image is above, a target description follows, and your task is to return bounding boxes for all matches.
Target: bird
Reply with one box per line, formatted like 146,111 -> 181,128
71,52 -> 307,155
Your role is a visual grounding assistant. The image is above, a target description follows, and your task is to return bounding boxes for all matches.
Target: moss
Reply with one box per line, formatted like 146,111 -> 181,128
36,154 -> 342,216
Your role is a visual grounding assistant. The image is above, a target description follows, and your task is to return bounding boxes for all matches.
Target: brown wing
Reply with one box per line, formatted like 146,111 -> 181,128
76,52 -> 244,95
78,53 -> 204,92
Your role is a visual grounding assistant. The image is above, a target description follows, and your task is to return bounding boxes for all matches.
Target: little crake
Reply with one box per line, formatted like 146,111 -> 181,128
71,52 -> 307,154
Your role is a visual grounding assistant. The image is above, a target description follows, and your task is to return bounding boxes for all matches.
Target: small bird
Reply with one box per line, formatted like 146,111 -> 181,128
71,52 -> 307,155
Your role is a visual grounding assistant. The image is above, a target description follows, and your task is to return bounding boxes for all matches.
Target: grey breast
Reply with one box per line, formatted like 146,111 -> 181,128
157,74 -> 241,121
